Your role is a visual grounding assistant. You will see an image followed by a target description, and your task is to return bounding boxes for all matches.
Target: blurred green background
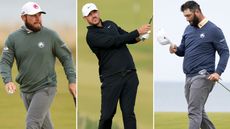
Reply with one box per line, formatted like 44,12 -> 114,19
78,0 -> 153,129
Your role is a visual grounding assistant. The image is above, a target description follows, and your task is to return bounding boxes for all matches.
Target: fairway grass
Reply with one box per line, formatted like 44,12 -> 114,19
155,112 -> 230,129
0,63 -> 76,129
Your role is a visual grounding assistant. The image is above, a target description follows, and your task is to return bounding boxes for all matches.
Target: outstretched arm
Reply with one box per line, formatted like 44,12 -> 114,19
87,23 -> 151,48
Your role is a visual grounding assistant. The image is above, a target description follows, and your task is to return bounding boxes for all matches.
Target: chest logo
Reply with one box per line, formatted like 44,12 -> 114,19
200,33 -> 205,39
38,42 -> 45,48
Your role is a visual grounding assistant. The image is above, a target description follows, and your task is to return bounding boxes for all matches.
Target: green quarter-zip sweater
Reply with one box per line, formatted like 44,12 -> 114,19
0,26 -> 76,93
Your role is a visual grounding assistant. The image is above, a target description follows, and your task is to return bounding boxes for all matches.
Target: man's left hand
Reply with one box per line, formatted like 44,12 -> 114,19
69,83 -> 76,97
208,73 -> 220,81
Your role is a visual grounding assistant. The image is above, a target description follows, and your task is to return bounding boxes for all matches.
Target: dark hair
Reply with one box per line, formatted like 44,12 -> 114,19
181,1 -> 201,12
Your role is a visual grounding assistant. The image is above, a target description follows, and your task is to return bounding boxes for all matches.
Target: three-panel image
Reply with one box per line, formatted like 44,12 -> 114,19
0,0 -> 229,129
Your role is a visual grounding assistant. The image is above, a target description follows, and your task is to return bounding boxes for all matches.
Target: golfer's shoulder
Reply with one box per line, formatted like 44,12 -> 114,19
42,27 -> 57,35
8,27 -> 24,36
207,21 -> 223,33
205,21 -> 218,29
42,27 -> 61,38
6,28 -> 25,41
104,20 -> 117,26
104,20 -> 114,23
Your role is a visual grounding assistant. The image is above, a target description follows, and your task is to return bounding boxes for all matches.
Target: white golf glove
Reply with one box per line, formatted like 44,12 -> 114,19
139,31 -> 151,41
157,29 -> 172,45
8,89 -> 14,94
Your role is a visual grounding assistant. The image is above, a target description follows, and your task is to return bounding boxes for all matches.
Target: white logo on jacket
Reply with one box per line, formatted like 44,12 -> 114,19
38,42 -> 45,48
3,47 -> 9,51
200,33 -> 205,39
3,47 -> 9,52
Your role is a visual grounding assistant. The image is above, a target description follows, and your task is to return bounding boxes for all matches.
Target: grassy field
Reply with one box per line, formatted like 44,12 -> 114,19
78,0 -> 153,129
155,112 -> 230,129
0,24 -> 76,129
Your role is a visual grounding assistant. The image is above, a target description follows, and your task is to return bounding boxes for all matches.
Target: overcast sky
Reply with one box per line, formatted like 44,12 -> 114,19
0,0 -> 75,26
154,0 -> 230,82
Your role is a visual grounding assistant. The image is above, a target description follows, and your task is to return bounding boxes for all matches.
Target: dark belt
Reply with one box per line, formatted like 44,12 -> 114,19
120,69 -> 133,76
100,69 -> 135,82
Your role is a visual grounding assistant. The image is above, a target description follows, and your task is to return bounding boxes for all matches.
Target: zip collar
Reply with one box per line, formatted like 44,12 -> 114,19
21,25 -> 43,34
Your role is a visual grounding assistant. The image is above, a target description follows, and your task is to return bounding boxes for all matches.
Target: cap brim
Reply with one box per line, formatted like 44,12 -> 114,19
31,11 -> 46,15
23,11 -> 46,15
83,9 -> 97,17
40,11 -> 46,14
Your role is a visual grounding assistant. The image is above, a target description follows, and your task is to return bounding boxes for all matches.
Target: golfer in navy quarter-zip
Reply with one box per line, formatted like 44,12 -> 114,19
87,20 -> 139,79
170,1 -> 229,129
82,3 -> 151,129
176,21 -> 229,77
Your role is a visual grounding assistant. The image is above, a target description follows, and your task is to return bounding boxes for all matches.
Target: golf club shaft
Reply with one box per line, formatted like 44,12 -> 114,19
73,97 -> 76,107
199,69 -> 230,93
217,81 -> 230,92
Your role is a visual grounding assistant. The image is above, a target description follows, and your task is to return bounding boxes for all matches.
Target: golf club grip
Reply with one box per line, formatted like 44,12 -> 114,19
73,97 -> 76,107
148,16 -> 153,24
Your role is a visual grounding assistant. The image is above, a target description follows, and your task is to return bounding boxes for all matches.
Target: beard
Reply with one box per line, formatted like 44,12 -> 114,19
89,17 -> 101,26
190,15 -> 199,28
25,19 -> 42,32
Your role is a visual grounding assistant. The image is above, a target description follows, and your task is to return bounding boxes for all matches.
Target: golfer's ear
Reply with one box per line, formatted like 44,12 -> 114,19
195,9 -> 200,15
21,15 -> 26,22
83,16 -> 89,23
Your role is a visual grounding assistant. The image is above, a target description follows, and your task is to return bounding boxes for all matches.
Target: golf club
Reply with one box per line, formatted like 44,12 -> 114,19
156,28 -> 172,45
147,16 -> 152,34
199,69 -> 230,93
140,16 -> 152,41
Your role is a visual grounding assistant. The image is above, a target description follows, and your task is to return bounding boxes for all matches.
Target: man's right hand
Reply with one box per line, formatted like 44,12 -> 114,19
169,44 -> 177,54
5,82 -> 16,94
69,83 -> 76,98
137,24 -> 151,35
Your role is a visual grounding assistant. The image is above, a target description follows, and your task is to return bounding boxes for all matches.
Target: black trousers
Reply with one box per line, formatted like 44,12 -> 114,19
98,70 -> 139,129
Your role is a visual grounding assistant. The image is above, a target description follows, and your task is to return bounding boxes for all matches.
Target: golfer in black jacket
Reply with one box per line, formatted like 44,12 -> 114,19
82,3 -> 151,129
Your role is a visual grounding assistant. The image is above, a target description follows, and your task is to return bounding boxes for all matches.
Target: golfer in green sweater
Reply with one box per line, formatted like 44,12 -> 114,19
0,2 -> 76,129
